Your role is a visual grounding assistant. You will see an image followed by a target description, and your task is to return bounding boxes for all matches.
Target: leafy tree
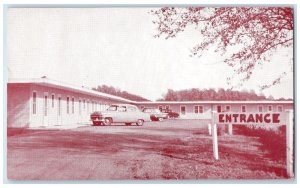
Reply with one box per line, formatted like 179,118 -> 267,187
159,88 -> 273,101
92,85 -> 150,102
151,7 -> 293,89
164,89 -> 179,101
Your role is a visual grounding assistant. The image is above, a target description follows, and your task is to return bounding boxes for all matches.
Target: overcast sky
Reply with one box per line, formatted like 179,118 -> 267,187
7,8 -> 293,101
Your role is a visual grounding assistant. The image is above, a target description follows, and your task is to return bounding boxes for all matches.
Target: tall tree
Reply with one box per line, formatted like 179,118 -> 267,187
160,88 -> 270,101
151,7 -> 293,89
92,85 -> 150,102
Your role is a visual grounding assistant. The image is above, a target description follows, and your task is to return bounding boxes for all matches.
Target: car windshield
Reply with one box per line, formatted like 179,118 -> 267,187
107,105 -> 117,111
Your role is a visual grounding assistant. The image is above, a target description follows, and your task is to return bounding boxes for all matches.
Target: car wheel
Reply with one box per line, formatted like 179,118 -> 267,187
103,118 -> 112,126
158,117 -> 163,121
92,121 -> 97,126
136,119 -> 144,126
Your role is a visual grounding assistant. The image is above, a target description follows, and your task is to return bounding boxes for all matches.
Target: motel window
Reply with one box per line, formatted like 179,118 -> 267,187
199,106 -> 203,113
44,95 -> 48,116
166,105 -> 170,110
67,97 -> 69,114
72,97 -> 74,114
225,105 -> 230,112
79,100 -> 81,115
159,105 -> 163,112
258,106 -> 263,112
32,92 -> 37,114
241,105 -> 246,112
51,94 -> 55,108
195,106 -> 204,114
180,106 -> 186,115
217,105 -> 222,113
277,105 -> 283,112
268,105 -> 273,112
58,97 -> 61,116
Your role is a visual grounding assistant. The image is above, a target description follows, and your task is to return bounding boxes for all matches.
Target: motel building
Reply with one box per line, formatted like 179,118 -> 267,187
7,78 -> 135,128
7,78 -> 294,128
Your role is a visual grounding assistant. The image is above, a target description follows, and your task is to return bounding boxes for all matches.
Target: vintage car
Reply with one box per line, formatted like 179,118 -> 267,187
90,104 -> 150,126
161,109 -> 180,118
142,107 -> 168,121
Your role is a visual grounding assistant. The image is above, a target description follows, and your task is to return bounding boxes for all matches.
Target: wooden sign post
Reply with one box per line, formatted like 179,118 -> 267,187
212,123 -> 219,160
211,111 -> 219,160
228,124 -> 233,135
208,123 -> 212,136
286,110 -> 294,178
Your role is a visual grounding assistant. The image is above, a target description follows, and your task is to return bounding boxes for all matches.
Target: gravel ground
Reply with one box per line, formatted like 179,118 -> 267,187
7,119 -> 288,180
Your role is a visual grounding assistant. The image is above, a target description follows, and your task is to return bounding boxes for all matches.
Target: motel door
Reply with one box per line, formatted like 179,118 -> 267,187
180,106 -> 186,116
78,99 -> 82,124
43,93 -> 49,126
48,94 -> 57,126
57,96 -> 62,125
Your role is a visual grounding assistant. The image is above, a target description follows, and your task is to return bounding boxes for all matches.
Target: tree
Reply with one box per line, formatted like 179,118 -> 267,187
160,87 -> 269,101
151,7 -> 293,89
92,85 -> 150,101
164,89 -> 178,101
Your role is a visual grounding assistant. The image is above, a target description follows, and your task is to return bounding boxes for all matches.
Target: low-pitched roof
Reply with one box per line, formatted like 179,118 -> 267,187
8,78 -> 135,104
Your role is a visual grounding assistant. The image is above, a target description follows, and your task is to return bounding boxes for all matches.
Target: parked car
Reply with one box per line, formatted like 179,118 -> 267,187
161,109 -> 180,118
90,104 -> 150,126
142,107 -> 168,121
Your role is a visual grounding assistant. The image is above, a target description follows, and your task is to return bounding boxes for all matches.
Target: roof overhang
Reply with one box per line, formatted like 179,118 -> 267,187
7,78 -> 135,104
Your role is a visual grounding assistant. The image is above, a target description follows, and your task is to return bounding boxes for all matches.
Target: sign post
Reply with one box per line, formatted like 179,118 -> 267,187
286,110 -> 294,178
212,123 -> 219,160
211,111 -> 219,160
228,124 -> 233,135
208,123 -> 212,136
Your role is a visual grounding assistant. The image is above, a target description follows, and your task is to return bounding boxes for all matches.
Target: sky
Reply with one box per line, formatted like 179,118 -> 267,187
7,8 -> 294,101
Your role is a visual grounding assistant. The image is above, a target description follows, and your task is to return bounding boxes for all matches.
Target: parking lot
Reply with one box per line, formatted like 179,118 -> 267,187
7,119 -> 287,180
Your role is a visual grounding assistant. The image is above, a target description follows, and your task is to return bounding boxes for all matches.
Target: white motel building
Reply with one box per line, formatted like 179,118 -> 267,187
7,78 -> 294,128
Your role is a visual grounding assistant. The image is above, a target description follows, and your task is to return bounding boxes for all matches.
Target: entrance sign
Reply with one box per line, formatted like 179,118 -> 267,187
218,113 -> 281,124
209,110 -> 294,178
